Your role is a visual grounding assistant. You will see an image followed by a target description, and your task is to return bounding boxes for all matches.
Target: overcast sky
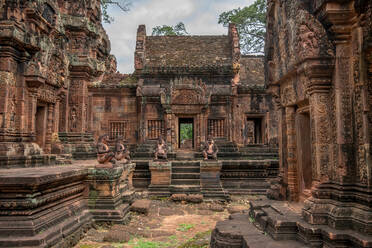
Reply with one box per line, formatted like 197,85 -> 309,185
103,0 -> 253,73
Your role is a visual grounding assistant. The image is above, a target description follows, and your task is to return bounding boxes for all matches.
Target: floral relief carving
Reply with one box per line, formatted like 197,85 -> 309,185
281,85 -> 296,106
298,24 -> 319,58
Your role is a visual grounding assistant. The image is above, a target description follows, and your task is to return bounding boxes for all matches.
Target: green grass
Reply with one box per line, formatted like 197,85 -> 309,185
78,245 -> 100,248
127,237 -> 180,248
249,216 -> 255,223
177,230 -> 212,248
177,223 -> 195,232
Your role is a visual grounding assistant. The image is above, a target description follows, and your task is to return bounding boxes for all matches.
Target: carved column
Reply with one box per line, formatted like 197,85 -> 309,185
309,92 -> 330,184
323,3 -> 356,183
44,104 -> 54,154
54,98 -> 60,134
165,112 -> 172,151
365,42 -> 372,187
28,92 -> 37,136
285,106 -> 298,201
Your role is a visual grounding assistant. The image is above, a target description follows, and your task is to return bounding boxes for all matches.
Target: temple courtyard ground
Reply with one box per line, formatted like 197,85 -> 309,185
74,195 -> 256,248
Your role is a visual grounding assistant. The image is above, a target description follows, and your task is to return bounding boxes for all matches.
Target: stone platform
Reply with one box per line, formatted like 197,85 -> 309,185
134,158 -> 278,200
210,199 -> 372,248
0,161 -> 136,248
0,166 -> 91,248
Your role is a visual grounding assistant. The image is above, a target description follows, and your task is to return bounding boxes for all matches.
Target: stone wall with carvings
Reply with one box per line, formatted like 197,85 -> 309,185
0,0 -> 118,163
266,0 -> 372,235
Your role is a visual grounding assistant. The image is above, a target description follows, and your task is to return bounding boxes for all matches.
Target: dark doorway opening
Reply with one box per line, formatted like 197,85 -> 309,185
179,118 -> 194,149
296,112 -> 312,198
35,105 -> 47,149
245,117 -> 263,144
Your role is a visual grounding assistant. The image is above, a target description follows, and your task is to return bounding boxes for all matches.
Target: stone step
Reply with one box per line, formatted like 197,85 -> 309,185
172,161 -> 200,166
170,185 -> 201,193
171,179 -> 200,185
211,213 -> 310,248
248,200 -> 372,248
172,166 -> 200,173
172,173 -> 200,179
133,178 -> 151,189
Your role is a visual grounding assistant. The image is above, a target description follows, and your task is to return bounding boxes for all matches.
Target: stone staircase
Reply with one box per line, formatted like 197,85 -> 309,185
170,161 -> 201,194
132,143 -> 155,159
239,144 -> 279,160
221,160 -> 279,195
247,200 -> 372,248
132,160 -> 151,189
201,139 -> 240,159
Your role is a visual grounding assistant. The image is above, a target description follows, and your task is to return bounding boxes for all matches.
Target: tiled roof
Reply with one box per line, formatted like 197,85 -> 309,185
144,35 -> 232,68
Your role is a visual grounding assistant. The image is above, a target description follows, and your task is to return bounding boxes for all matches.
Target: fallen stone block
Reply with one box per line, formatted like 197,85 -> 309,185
131,199 -> 151,215
170,193 -> 188,202
103,230 -> 131,243
187,194 -> 203,203
170,193 -> 203,203
227,206 -> 247,214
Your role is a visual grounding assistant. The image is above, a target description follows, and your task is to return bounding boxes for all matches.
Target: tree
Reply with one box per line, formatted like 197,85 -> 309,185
152,22 -> 189,36
218,0 -> 266,54
101,0 -> 131,24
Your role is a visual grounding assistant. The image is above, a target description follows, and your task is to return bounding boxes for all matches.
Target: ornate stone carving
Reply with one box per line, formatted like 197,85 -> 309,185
298,24 -> 319,58
96,134 -> 116,165
69,107 -> 77,132
170,77 -> 209,105
280,85 -> 296,106
114,136 -> 131,164
202,136 -> 218,160
154,137 -> 167,160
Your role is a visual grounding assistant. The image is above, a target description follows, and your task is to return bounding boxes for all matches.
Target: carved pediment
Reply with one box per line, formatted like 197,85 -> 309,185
172,89 -> 203,105
169,77 -> 209,105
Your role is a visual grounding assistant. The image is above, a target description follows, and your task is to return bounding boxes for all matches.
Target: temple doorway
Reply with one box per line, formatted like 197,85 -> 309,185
178,118 -> 194,149
35,104 -> 47,149
245,117 -> 263,144
296,112 -> 313,199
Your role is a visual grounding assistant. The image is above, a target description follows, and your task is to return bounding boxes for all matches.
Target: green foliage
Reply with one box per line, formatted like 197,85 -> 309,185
152,22 -> 189,36
128,239 -> 173,248
218,0 -> 266,53
180,124 -> 193,141
178,230 -> 211,248
101,0 -> 131,24
177,223 -> 195,232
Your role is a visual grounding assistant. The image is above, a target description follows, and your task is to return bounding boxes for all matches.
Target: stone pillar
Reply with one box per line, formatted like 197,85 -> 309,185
44,104 -> 54,154
54,98 -> 60,134
324,3 -> 356,183
165,113 -> 172,150
28,93 -> 37,136
285,106 -> 298,201
365,44 -> 372,187
309,92 -> 330,184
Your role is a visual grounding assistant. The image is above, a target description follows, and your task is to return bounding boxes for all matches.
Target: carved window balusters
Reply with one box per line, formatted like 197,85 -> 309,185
147,120 -> 164,140
208,119 -> 226,138
109,121 -> 128,140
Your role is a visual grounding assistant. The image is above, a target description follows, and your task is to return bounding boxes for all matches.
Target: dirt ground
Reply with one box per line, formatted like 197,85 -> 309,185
74,195 -> 259,248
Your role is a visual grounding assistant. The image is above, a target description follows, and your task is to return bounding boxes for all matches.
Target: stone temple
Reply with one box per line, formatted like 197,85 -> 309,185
0,0 -> 371,247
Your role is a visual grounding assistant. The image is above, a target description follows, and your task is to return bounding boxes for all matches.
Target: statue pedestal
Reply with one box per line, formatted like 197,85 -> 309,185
148,160 -> 171,197
200,160 -> 229,200
87,162 -> 135,224
200,160 -> 222,187
119,162 -> 136,203
95,163 -> 115,169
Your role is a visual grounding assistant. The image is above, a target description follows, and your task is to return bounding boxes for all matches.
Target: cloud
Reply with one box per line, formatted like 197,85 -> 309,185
104,0 -> 250,73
